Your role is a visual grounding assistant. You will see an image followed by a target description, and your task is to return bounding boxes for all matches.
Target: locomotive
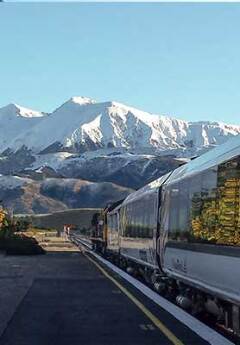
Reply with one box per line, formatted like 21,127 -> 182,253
92,134 -> 240,336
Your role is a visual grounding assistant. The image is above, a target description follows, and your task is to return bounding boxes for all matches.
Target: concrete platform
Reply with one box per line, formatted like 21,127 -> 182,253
0,247 -> 218,345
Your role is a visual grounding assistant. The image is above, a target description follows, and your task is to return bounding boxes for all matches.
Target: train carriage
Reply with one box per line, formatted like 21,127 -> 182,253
119,173 -> 171,270
99,134 -> 240,335
160,135 -> 240,306
158,135 -> 240,334
106,203 -> 121,256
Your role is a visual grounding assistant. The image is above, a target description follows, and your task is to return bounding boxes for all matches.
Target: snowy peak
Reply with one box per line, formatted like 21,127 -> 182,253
0,103 -> 46,152
0,97 -> 239,155
1,103 -> 45,118
70,96 -> 96,105
57,96 -> 96,112
51,96 -> 97,117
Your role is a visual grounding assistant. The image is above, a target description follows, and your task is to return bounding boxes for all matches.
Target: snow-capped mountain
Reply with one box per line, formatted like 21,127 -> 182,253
1,97 -> 240,155
0,96 -> 239,214
0,103 -> 46,152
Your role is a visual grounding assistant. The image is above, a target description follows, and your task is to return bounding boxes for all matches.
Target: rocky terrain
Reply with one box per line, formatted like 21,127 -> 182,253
0,96 -> 239,213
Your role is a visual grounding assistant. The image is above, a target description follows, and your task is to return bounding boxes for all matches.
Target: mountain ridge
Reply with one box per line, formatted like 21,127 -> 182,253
0,96 -> 239,214
0,97 -> 239,155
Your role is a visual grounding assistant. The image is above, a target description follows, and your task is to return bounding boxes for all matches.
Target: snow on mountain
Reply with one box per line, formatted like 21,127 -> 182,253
0,103 -> 46,151
1,97 -> 239,155
4,103 -> 44,118
0,96 -> 239,213
23,150 -> 181,190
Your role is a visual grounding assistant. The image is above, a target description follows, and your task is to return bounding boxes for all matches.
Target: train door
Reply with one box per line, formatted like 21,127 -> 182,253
156,186 -> 163,270
156,185 -> 171,272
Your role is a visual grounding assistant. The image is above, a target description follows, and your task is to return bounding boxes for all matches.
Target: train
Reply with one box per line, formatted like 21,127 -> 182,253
91,134 -> 240,336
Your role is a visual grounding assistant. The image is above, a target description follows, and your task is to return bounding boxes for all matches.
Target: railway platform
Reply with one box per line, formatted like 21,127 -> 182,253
0,237 -> 233,345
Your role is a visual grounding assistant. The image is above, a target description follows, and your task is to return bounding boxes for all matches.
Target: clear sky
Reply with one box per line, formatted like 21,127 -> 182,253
1,3 -> 240,124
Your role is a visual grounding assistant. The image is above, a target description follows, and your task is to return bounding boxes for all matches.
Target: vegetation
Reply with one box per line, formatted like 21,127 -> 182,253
0,209 -> 45,255
14,218 -> 31,232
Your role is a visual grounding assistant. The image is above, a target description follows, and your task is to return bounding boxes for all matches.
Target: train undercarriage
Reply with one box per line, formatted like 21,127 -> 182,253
96,244 -> 240,341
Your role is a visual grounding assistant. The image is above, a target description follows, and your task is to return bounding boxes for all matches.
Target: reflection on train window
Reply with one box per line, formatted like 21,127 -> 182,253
167,156 -> 240,246
168,180 -> 190,241
216,158 -> 240,245
190,168 -> 218,243
107,213 -> 118,233
121,196 -> 155,239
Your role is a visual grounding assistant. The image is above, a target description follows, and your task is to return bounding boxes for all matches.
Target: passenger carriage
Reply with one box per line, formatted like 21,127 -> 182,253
93,134 -> 240,335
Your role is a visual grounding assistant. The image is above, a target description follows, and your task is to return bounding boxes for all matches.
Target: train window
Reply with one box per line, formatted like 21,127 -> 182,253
188,157 -> 240,246
168,183 -> 181,240
132,201 -> 137,238
128,200 -> 137,239
136,200 -> 142,238
189,169 -> 218,243
189,174 -> 203,242
167,180 -> 190,241
169,183 -> 179,237
149,196 -> 155,238
128,203 -> 134,238
178,179 -> 190,240
128,208 -> 132,238
122,208 -> 126,236
159,187 -> 171,238
136,200 -> 141,238
113,214 -> 118,232
138,199 -> 144,238
120,191 -> 159,240
124,206 -> 131,237
141,202 -> 147,238
217,157 -> 240,246
108,216 -> 112,232
201,168 -> 218,242
121,196 -> 155,240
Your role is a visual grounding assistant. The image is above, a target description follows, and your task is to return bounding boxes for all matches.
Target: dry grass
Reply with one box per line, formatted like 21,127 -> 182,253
25,228 -> 78,252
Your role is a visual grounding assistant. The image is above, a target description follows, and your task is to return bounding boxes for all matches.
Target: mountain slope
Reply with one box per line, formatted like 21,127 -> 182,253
0,103 -> 46,152
0,175 -> 132,214
1,97 -> 240,155
0,96 -> 239,214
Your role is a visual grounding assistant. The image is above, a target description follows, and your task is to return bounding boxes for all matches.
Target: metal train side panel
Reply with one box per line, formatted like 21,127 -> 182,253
159,138 -> 240,305
163,245 -> 240,305
119,173 -> 171,269
107,205 -> 121,254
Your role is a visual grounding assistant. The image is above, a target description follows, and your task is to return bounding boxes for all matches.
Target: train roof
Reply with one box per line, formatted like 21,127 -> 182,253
105,199 -> 124,213
108,202 -> 122,215
166,134 -> 240,185
120,135 -> 240,206
121,172 -> 171,206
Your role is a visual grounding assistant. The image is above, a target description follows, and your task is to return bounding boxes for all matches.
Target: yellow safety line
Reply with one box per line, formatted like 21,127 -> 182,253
84,252 -> 184,345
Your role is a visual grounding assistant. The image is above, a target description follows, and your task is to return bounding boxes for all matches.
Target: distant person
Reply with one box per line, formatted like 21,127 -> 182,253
63,225 -> 68,240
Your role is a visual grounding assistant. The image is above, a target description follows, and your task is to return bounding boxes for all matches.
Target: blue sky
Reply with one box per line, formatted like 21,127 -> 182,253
1,3 -> 240,124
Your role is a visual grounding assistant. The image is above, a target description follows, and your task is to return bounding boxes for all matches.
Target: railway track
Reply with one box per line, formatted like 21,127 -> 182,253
70,233 -> 237,345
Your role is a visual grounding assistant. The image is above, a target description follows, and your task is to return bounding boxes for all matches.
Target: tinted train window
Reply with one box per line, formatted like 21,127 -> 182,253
179,179 -> 190,239
189,158 -> 240,246
217,158 -> 240,245
168,180 -> 190,240
121,197 -> 155,239
168,183 -> 180,239
190,168 -> 218,243
167,156 -> 240,246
